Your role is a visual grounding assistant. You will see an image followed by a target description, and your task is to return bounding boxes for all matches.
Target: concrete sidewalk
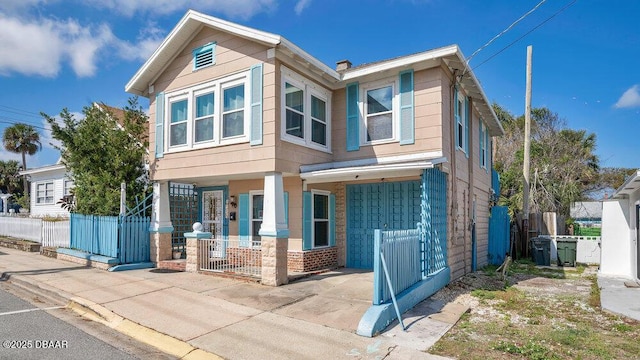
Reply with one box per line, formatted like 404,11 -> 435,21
598,274 -> 640,321
0,247 -> 460,360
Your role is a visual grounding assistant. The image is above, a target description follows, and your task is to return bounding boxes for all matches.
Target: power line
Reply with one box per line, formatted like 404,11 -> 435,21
465,0 -> 548,67
0,104 -> 42,118
471,0 -> 578,72
0,119 -> 51,132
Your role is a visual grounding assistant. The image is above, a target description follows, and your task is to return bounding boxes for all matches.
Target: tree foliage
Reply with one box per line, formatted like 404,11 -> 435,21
0,160 -> 22,194
493,104 -> 599,217
2,123 -> 41,197
43,98 -> 149,216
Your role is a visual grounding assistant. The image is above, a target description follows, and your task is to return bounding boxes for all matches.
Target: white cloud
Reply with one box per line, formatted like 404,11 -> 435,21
0,13 -> 166,78
294,0 -> 312,15
614,85 -> 640,109
83,0 -> 277,20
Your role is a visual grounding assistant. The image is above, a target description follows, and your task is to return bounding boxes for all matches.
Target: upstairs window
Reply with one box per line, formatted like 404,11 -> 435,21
456,91 -> 465,151
164,71 -> 250,152
193,43 -> 216,71
281,66 -> 331,152
365,85 -> 394,142
480,121 -> 489,170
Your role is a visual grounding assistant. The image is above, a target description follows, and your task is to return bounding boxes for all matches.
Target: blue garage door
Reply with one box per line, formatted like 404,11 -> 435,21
346,181 -> 421,269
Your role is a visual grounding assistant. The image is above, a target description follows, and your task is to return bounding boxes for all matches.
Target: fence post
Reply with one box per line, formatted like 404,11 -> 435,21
373,229 -> 383,305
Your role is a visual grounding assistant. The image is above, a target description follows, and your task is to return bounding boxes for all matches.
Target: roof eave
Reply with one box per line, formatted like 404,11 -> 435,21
612,170 -> 640,199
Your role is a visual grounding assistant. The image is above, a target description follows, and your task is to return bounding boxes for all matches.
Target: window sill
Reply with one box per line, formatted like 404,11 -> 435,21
281,136 -> 331,154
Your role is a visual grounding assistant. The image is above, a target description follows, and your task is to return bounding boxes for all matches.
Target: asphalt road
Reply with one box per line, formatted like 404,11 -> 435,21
0,282 -> 174,360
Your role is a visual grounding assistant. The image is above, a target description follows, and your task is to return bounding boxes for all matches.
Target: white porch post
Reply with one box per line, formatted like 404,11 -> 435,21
259,172 -> 289,286
150,181 -> 173,263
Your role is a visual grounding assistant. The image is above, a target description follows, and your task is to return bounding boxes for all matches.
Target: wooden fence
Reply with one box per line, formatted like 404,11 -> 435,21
41,220 -> 70,247
0,216 -> 42,242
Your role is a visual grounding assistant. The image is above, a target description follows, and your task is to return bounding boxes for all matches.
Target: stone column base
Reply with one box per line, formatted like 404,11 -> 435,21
150,232 -> 172,264
186,237 -> 198,272
261,237 -> 288,286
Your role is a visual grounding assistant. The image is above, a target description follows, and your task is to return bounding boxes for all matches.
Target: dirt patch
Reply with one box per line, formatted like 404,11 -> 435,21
428,263 -> 640,360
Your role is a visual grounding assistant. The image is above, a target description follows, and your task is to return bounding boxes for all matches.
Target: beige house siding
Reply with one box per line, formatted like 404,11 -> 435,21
331,67 -> 445,163
148,27 -> 277,182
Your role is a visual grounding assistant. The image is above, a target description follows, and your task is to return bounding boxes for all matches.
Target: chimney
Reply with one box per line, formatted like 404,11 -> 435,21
336,59 -> 352,71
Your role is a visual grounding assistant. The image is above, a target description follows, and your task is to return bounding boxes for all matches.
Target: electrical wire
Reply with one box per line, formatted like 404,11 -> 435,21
465,0 -> 548,67
471,0 -> 579,72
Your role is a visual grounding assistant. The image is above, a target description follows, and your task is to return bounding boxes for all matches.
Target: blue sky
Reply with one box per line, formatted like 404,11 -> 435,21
0,0 -> 638,169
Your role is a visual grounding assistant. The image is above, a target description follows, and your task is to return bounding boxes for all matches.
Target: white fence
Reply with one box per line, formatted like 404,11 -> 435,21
0,216 -> 42,242
549,235 -> 601,265
0,216 -> 70,248
198,237 -> 262,278
42,220 -> 70,248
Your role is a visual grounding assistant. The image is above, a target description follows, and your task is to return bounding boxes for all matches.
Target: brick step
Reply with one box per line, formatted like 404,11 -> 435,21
40,247 -> 58,259
157,259 -> 186,272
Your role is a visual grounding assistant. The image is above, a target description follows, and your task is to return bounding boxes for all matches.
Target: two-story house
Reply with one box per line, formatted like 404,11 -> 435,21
126,10 -> 504,287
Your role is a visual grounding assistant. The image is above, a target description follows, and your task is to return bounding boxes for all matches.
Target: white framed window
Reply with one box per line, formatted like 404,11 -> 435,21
360,77 -> 399,145
63,180 -> 74,196
480,122 -> 488,169
165,71 -> 250,152
249,190 -> 264,243
36,182 -> 54,205
312,190 -> 330,248
456,90 -> 466,152
280,66 -> 331,152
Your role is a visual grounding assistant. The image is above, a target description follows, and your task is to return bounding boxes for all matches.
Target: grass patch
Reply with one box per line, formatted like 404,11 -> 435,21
429,266 -> 640,360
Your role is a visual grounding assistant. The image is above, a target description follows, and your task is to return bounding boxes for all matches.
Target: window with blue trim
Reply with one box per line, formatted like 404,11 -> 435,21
193,43 -> 215,71
480,121 -> 488,169
312,190 -> 330,248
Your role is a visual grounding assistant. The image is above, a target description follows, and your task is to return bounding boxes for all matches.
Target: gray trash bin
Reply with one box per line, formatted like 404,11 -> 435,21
530,237 -> 551,266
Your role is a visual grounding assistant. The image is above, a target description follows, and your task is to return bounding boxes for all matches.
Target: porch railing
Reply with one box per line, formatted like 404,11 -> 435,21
374,229 -> 421,305
198,236 -> 262,278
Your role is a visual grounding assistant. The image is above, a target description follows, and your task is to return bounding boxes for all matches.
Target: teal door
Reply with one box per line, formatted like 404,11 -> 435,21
346,181 -> 421,269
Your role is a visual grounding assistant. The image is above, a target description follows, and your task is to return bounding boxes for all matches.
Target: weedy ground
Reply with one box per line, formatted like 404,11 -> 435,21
428,261 -> 640,360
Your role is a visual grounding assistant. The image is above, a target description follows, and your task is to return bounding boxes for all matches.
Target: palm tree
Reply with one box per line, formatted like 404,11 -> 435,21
2,124 -> 41,197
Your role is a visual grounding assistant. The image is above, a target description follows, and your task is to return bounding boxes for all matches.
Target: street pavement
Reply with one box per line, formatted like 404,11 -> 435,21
0,247 -> 460,360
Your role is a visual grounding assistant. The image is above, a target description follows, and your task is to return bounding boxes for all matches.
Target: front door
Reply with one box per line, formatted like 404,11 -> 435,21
202,190 -> 224,239
346,181 -> 421,269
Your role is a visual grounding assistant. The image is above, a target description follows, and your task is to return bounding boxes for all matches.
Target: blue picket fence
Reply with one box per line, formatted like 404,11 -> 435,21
488,206 -> 511,265
70,213 -> 150,264
372,168 -> 449,305
374,229 -> 421,305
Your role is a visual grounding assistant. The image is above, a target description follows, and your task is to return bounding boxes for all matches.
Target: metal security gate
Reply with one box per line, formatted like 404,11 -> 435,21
169,183 -> 198,257
346,180 -> 421,269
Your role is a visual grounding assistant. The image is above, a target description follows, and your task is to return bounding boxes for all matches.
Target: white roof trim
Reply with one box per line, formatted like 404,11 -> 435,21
19,163 -> 66,176
341,45 -> 459,81
279,38 -> 340,80
612,170 -> 640,199
301,159 -> 445,184
301,151 -> 443,173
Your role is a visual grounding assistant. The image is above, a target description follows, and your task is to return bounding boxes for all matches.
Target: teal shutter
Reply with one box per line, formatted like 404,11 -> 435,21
399,70 -> 415,145
329,194 -> 336,247
238,193 -> 249,246
453,86 -> 459,149
464,96 -> 470,158
250,63 -> 263,145
302,191 -> 312,250
346,82 -> 359,152
284,192 -> 289,226
155,92 -> 165,158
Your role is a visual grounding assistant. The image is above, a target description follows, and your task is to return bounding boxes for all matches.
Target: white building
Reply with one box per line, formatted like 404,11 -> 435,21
19,161 -> 73,218
600,170 -> 639,280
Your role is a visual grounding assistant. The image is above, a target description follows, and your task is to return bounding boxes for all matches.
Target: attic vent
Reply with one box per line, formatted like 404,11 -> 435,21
193,43 -> 216,70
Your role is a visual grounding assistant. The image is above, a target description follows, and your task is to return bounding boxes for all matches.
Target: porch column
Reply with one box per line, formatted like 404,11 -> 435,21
259,172 -> 289,286
149,181 -> 173,263
184,223 -> 212,273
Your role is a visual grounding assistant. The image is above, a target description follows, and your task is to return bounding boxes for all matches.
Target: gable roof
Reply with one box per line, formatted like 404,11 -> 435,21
125,10 -> 503,136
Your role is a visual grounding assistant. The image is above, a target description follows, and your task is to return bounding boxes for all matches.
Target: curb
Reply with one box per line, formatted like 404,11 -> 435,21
8,274 -> 222,360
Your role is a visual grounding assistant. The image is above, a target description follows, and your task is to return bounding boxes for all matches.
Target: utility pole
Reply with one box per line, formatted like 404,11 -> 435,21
523,45 -> 532,257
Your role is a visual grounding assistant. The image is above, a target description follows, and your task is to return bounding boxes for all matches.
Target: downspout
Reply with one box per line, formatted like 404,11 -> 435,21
449,71 -> 459,271
468,98 -> 475,274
